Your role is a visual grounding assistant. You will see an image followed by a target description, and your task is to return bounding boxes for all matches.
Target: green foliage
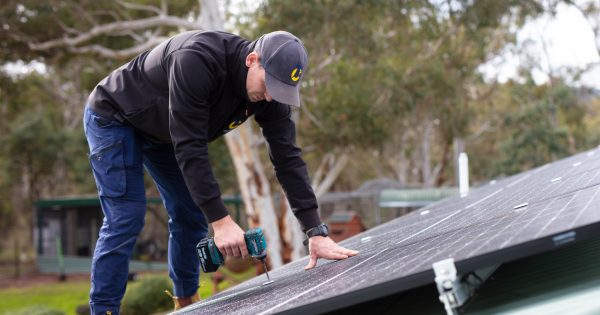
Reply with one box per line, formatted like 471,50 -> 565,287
3,112 -> 67,184
306,60 -> 393,148
208,137 -> 238,194
0,0 -> 598,234
496,101 -> 570,174
467,77 -> 592,179
253,0 -> 558,187
120,275 -> 173,315
0,70 -> 94,232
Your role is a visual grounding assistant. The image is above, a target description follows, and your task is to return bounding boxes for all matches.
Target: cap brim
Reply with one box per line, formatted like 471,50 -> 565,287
265,72 -> 301,107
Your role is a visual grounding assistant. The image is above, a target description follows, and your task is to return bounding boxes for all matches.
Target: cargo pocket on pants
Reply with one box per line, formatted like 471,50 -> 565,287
89,141 -> 126,197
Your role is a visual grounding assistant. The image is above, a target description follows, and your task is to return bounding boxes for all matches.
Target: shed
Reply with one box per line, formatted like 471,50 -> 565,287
326,211 -> 366,242
34,195 -> 242,274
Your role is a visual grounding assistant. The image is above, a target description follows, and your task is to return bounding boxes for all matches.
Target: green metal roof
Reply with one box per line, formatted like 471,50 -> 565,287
379,187 -> 458,207
37,255 -> 167,274
35,195 -> 242,209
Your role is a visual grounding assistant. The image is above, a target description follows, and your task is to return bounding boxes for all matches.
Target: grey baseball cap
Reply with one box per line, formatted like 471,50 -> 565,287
255,31 -> 308,107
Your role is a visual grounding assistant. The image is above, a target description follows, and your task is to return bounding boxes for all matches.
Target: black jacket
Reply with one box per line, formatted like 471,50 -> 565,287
88,31 -> 320,230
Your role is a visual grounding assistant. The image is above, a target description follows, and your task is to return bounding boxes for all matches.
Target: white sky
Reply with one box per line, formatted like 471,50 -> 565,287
480,2 -> 600,89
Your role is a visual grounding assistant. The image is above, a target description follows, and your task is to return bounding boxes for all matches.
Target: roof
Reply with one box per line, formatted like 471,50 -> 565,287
35,195 -> 242,209
379,187 -> 458,207
330,237 -> 600,314
328,211 -> 360,223
175,145 -> 600,315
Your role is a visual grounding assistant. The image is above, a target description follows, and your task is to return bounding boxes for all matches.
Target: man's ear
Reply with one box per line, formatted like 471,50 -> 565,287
246,52 -> 259,68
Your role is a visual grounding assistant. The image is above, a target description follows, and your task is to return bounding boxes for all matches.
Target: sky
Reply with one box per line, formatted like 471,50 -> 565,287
480,1 -> 600,89
3,1 -> 599,89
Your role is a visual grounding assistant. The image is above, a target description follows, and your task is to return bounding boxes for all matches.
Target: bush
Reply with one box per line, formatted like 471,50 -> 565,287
7,305 -> 65,315
120,274 -> 173,315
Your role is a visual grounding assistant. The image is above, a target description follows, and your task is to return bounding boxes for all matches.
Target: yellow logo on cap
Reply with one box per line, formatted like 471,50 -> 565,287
291,68 -> 302,82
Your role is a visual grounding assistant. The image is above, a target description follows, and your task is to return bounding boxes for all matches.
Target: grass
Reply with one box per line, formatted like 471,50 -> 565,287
0,280 -> 90,315
0,268 -> 256,315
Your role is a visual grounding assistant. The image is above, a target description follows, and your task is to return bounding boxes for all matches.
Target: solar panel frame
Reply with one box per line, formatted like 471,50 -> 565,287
175,146 -> 600,315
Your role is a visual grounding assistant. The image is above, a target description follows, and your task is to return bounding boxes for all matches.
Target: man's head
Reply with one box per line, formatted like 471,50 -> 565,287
246,31 -> 308,106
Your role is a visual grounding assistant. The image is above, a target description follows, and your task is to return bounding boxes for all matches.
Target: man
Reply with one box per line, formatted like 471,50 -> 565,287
83,30 -> 358,314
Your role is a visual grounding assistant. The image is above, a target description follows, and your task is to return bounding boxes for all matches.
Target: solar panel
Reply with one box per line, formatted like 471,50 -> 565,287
174,146 -> 600,315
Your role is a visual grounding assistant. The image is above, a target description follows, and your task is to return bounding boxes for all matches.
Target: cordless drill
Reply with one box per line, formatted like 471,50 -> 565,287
196,227 -> 273,283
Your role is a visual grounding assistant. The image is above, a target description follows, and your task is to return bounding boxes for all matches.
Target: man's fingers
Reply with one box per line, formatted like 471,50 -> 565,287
304,238 -> 360,270
326,253 -> 348,260
341,248 -> 359,256
331,245 -> 358,257
240,244 -> 249,258
232,246 -> 242,258
304,255 -> 318,270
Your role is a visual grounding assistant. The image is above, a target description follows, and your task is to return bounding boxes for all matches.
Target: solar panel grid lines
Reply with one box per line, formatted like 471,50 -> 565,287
534,192 -> 579,238
465,201 -> 544,257
255,247 -> 389,315
505,174 -> 531,188
529,167 -> 600,205
177,147 -> 600,315
570,186 -> 600,228
498,194 -> 570,248
400,227 -> 470,275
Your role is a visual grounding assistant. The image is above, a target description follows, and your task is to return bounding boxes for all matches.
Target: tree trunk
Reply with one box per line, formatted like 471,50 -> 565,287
422,118 -> 435,188
201,0 -> 300,267
20,0 -> 310,266
224,125 -> 284,268
278,198 -> 306,262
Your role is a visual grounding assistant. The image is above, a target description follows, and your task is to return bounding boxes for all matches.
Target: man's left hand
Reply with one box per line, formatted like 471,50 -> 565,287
304,236 -> 359,270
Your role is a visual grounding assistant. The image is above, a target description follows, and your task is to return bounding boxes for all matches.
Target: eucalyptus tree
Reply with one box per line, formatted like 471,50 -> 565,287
253,0 -> 544,188
1,0 -> 294,265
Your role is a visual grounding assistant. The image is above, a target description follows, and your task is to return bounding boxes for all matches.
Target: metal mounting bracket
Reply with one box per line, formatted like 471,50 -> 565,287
433,258 -> 499,315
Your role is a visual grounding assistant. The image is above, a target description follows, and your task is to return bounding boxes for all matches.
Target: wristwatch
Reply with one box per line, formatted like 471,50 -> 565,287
303,223 -> 329,246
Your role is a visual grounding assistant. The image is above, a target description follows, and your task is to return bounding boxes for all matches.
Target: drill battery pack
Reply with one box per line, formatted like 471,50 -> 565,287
196,238 -> 224,273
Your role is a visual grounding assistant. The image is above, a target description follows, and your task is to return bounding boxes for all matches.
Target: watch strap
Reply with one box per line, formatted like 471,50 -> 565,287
303,224 -> 329,246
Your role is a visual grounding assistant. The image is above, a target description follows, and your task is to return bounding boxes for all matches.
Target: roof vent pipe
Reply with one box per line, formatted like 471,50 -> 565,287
459,152 -> 469,197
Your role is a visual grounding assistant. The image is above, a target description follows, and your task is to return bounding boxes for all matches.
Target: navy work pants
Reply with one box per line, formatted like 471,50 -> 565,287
83,107 -> 208,315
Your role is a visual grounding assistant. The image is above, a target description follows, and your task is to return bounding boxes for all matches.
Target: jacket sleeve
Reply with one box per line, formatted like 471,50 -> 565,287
167,49 -> 229,223
254,102 -> 322,231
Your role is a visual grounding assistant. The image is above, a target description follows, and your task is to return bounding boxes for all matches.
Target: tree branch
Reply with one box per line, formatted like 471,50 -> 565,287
117,0 -> 164,16
67,37 -> 166,59
300,103 -> 325,131
28,16 -> 202,51
314,153 -> 349,198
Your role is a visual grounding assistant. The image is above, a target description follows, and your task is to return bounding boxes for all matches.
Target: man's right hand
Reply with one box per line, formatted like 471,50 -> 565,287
212,215 -> 249,258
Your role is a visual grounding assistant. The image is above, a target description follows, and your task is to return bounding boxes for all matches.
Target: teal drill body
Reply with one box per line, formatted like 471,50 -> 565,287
197,227 -> 268,273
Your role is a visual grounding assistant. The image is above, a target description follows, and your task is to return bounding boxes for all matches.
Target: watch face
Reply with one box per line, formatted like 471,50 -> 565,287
321,224 -> 329,236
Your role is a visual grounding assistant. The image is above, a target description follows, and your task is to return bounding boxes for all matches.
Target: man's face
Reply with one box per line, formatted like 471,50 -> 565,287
246,52 -> 273,103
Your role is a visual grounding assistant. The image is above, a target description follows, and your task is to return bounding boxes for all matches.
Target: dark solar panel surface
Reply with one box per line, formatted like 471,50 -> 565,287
175,147 -> 600,315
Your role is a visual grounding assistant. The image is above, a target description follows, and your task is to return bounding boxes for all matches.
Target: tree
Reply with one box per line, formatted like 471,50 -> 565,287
252,0 -> 543,189
1,0 -> 305,266
473,77 -> 590,178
